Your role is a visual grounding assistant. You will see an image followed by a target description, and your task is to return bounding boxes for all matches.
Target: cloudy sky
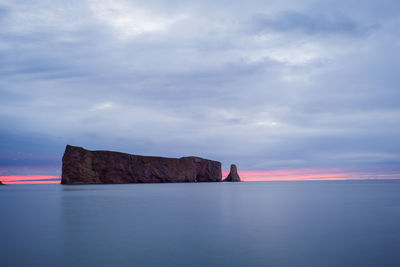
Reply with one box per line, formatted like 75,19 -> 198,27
1,0 -> 399,181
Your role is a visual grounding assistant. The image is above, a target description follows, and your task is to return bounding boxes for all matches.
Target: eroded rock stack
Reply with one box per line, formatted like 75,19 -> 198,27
61,145 -> 222,184
223,164 -> 241,182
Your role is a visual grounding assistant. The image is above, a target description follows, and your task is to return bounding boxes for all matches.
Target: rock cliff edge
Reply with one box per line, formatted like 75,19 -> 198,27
61,145 -> 222,184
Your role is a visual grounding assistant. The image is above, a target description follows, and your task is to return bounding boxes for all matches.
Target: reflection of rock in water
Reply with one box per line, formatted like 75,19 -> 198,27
61,145 -> 222,184
223,164 -> 241,182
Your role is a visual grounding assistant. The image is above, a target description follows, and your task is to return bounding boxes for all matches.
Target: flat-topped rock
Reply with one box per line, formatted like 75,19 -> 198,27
223,164 -> 241,182
61,145 -> 222,184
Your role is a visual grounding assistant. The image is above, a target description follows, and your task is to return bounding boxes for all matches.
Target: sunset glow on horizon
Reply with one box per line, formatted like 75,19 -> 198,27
0,175 -> 61,184
2,168 -> 400,184
225,168 -> 400,181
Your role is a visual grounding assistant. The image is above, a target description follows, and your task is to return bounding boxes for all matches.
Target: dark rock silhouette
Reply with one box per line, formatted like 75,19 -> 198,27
0,181 -> 4,185
223,164 -> 241,182
61,145 -> 222,184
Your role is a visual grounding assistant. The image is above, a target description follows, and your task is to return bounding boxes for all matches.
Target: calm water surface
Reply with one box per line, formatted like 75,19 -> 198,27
1,181 -> 400,267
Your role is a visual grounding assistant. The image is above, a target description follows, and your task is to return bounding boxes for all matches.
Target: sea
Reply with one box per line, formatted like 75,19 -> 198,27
1,180 -> 400,267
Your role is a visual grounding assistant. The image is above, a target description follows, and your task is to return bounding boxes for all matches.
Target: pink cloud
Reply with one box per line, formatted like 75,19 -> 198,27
0,175 -> 61,184
223,168 -> 400,181
2,168 -> 399,184
4,180 -> 61,184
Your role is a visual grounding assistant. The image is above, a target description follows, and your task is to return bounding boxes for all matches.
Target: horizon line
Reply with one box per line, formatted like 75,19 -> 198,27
1,168 -> 400,184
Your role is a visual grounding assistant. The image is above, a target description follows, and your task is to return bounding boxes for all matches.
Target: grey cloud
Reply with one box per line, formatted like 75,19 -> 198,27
0,0 -> 399,175
253,11 -> 378,35
0,6 -> 8,19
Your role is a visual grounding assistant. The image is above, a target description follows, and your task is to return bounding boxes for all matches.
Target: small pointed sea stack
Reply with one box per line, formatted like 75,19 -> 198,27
223,164 -> 241,182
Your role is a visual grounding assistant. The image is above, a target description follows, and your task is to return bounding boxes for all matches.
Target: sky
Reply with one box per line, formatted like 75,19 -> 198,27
1,0 -> 400,183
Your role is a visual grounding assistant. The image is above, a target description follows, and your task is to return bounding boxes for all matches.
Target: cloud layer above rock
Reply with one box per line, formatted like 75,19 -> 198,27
0,0 -> 399,175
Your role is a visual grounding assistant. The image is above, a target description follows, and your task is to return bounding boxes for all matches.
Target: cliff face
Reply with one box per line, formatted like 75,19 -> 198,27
61,145 -> 222,184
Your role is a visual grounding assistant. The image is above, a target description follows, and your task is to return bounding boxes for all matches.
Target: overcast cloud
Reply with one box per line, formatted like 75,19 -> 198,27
0,0 -> 399,175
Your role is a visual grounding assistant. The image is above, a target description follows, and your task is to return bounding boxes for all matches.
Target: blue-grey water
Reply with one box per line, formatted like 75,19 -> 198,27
1,181 -> 400,267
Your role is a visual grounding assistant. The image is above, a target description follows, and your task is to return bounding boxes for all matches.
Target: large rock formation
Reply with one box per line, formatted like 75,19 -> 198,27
223,164 -> 241,182
61,145 -> 222,184
0,181 -> 4,185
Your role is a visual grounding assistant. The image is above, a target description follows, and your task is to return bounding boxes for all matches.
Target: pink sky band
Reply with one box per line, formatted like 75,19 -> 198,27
1,169 -> 400,184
